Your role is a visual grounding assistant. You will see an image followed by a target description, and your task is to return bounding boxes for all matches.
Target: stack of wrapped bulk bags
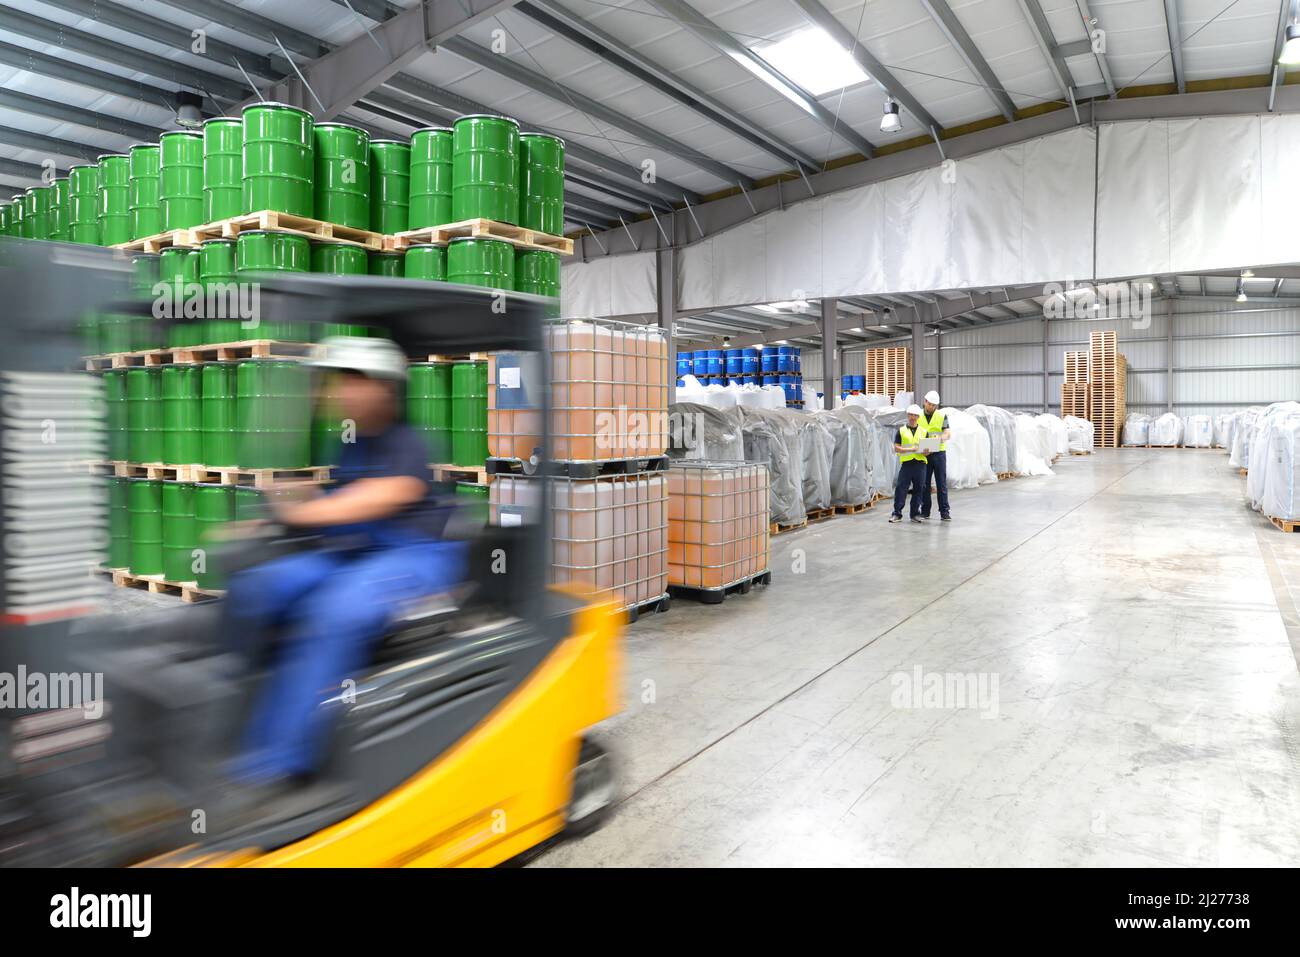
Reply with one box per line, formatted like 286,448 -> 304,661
667,402 -> 744,462
1122,413 -> 1152,447
1013,414 -> 1055,476
1258,414 -> 1300,520
965,404 -> 1017,475
737,407 -> 804,526
816,409 -> 871,507
1035,413 -> 1069,459
943,408 -> 997,489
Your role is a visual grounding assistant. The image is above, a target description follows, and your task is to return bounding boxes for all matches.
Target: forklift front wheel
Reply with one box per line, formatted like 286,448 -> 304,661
564,738 -> 616,837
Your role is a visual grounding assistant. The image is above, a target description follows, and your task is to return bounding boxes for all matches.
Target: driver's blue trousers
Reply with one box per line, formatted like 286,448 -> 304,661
225,540 -> 466,782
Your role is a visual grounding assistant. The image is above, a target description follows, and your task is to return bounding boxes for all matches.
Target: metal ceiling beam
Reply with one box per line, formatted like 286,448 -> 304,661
562,190 -> 626,222
34,0 -> 281,79
1269,0 -> 1299,111
648,0 -> 879,157
0,179 -> 34,195
0,6 -> 248,102
1016,0 -> 1075,100
1161,0 -> 1186,95
0,157 -> 64,180
0,39 -> 200,111
0,126 -> 105,165
149,0 -> 328,60
442,36 -> 756,187
920,0 -> 1016,121
786,0 -> 941,133
0,90 -> 161,142
371,79 -> 702,206
518,0 -> 820,173
1072,0 -> 1116,98
246,0 -> 525,118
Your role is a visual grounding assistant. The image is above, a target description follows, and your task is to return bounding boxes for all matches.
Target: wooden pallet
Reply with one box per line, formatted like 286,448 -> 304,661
1239,468 -> 1248,476
997,471 -> 1016,480
834,501 -> 871,515
110,228 -> 199,254
1268,515 -> 1300,533
1069,449 -> 1092,456
187,465 -> 331,489
430,463 -> 490,485
188,210 -> 384,249
427,352 -> 490,364
862,346 -> 911,398
84,351 -> 172,371
179,340 -> 314,363
386,218 -> 574,255
98,461 -> 191,481
111,569 -> 223,602
771,517 -> 807,535
806,506 -> 834,524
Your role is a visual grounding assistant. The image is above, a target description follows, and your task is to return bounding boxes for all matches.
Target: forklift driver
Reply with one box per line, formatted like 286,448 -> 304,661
224,337 -> 467,787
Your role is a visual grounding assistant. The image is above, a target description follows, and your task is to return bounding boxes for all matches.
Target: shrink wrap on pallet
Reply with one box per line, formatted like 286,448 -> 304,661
816,409 -> 871,506
1245,403 -> 1300,507
1035,413 -> 1069,457
965,405 -> 1017,475
943,408 -> 997,489
1122,413 -> 1151,447
1229,407 -> 1265,469
1183,415 -> 1213,448
893,391 -> 914,411
1063,415 -> 1095,452
790,411 -> 834,511
1258,415 -> 1300,520
1148,413 -> 1184,447
1013,414 -> 1055,476
865,407 -> 908,494
667,402 -> 745,462
737,408 -> 804,526
1214,414 -> 1235,450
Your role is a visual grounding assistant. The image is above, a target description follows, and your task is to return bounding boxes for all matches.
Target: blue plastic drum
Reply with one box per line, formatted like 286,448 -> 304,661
725,348 -> 743,376
741,348 -> 759,375
760,346 -> 779,373
706,349 -> 724,376
677,353 -> 692,378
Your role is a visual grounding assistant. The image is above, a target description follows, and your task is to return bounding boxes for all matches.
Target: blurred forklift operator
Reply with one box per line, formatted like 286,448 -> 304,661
225,337 -> 467,786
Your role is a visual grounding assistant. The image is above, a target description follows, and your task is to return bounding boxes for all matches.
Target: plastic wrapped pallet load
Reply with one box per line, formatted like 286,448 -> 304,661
1229,407 -> 1265,469
1148,412 -> 1184,447
1121,413 -> 1151,447
1013,414 -> 1054,476
1245,403 -> 1300,507
843,393 -> 891,410
833,405 -> 879,496
815,408 -> 871,506
965,404 -> 1017,475
865,407 -> 907,494
785,410 -> 834,512
666,402 -> 744,462
737,407 -> 804,526
1214,413 -> 1235,450
667,461 -> 770,591
942,408 -> 997,489
1258,414 -> 1300,520
1035,413 -> 1069,458
1183,414 -> 1213,448
1063,415 -> 1095,452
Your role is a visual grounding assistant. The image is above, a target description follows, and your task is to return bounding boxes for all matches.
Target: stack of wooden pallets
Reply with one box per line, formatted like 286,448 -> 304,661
864,346 -> 912,398
1060,350 -> 1089,418
1087,332 -> 1127,448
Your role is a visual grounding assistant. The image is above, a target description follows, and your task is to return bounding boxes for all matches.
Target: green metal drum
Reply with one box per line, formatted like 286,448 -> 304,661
98,153 -> 131,246
97,312 -> 133,355
235,230 -> 310,340
314,122 -> 370,229
49,178 -> 69,241
161,481 -> 197,582
404,244 -> 446,282
368,251 -> 404,278
407,362 -> 452,463
131,252 -> 160,296
450,360 -> 488,466
107,476 -> 130,568
518,133 -> 564,235
78,310 -> 100,356
199,238 -> 243,344
369,139 -> 410,234
128,143 -> 162,240
127,368 -> 163,463
234,360 -> 311,468
128,478 -> 164,576
242,102 -> 314,216
104,370 -> 129,461
447,237 -> 514,289
203,117 -> 244,222
311,410 -> 343,466
9,193 -> 24,239
310,243 -> 369,337
515,249 -> 560,297
24,186 -> 51,240
0,201 -> 11,237
451,115 -> 519,224
201,363 -> 238,466
409,126 -> 452,229
162,366 -> 202,463
193,484 -> 234,589
454,481 -> 489,525
159,246 -> 201,346
159,131 -> 204,230
68,165 -> 100,244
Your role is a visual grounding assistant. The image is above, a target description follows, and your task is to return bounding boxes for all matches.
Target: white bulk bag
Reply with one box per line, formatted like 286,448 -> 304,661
1148,413 -> 1184,447
1183,415 -> 1213,448
1121,413 -> 1151,447
942,408 -> 997,489
1013,414 -> 1054,476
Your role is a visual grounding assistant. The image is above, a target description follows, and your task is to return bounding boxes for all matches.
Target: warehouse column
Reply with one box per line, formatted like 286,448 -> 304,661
656,245 -> 676,400
911,317 -> 924,402
820,297 -> 838,408
1166,296 -> 1174,413
1042,316 -> 1050,412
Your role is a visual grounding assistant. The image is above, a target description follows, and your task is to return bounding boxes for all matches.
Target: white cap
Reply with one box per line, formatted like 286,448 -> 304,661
925,390 -> 941,405
311,336 -> 408,381
906,404 -> 923,416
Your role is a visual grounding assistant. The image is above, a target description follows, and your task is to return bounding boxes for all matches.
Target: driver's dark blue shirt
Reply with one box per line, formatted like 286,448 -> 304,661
325,422 -> 450,547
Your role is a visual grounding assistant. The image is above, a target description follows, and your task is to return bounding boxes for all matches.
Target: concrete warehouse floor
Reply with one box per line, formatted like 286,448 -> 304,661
535,450 -> 1300,867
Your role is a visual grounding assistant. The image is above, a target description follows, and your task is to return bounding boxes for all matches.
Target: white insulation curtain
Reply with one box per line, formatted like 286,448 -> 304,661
565,114 -> 1300,318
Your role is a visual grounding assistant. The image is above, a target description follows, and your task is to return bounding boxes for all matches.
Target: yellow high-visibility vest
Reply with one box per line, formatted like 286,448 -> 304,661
919,409 -> 947,452
898,424 -> 927,464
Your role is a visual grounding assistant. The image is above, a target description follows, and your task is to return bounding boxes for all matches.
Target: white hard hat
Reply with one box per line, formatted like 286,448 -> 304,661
906,404 -> 923,416
311,336 -> 408,381
925,391 -> 941,405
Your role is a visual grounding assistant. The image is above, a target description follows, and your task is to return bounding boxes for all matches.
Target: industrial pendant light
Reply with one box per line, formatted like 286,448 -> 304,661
1281,23 -> 1300,66
880,97 -> 902,134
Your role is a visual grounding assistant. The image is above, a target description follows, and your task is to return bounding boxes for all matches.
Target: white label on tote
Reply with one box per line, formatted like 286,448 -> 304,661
500,511 -> 523,526
499,367 -> 520,389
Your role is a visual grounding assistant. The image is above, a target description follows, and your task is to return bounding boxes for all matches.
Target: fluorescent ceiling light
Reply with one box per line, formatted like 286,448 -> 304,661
753,26 -> 870,98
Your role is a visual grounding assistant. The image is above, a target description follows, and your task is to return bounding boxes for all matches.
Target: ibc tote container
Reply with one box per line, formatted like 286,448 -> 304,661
667,462 -> 769,591
487,317 -> 668,463
490,472 -> 667,612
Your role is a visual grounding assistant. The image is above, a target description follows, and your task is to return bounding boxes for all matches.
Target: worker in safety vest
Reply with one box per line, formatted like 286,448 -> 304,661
918,390 -> 952,522
889,404 -> 929,524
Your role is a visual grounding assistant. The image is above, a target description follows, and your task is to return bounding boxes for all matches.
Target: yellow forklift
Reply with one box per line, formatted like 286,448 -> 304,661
0,243 -> 622,867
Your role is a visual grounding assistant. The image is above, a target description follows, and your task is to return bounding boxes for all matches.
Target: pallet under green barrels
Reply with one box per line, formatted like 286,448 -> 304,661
451,360 -> 488,466
452,115 -> 519,224
243,102 -> 314,217
161,481 -> 197,582
127,368 -> 163,464
128,143 -> 162,241
235,360 -> 311,469
203,117 -> 244,223
315,122 -> 370,230
128,478 -> 163,576
408,362 -> 452,463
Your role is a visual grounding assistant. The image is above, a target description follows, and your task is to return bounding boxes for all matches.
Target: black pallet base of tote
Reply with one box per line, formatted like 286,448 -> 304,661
668,570 -> 772,605
486,455 -> 670,480
626,593 -> 671,623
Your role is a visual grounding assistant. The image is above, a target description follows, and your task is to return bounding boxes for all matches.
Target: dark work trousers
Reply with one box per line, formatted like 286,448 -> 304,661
922,450 -> 950,518
892,459 -> 928,518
